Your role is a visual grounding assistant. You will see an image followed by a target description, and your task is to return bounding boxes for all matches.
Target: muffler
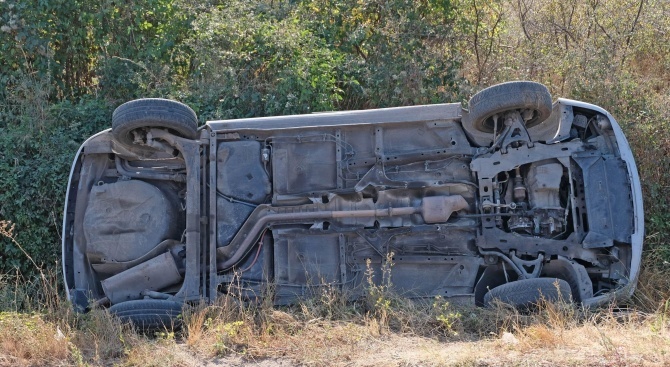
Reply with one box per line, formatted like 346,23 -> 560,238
101,251 -> 182,304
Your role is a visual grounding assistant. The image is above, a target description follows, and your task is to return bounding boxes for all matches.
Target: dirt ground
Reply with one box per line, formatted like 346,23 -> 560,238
120,325 -> 670,367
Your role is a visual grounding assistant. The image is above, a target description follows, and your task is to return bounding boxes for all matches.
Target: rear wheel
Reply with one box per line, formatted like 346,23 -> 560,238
109,299 -> 183,332
483,278 -> 572,308
111,98 -> 198,153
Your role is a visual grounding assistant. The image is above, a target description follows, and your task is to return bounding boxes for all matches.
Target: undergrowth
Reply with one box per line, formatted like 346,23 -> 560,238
0,272 -> 668,366
2,0 -> 670,365
2,222 -> 669,366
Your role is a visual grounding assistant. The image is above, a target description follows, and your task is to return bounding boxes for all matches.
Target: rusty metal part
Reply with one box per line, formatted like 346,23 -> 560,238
216,195 -> 468,270
91,296 -> 110,309
148,129 -> 203,301
91,239 -> 181,276
421,195 -> 469,223
101,252 -> 182,304
114,156 -> 186,182
513,167 -> 526,202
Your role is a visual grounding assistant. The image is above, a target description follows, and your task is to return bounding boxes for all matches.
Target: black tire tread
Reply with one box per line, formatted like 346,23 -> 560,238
484,277 -> 572,308
109,299 -> 183,331
111,98 -> 198,151
465,81 -> 552,133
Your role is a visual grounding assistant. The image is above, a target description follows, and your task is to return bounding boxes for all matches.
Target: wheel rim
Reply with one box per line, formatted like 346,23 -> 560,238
477,108 -> 545,133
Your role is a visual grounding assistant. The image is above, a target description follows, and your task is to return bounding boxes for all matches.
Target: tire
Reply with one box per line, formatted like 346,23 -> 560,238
111,98 -> 198,152
109,299 -> 183,332
483,278 -> 572,309
463,81 -> 552,134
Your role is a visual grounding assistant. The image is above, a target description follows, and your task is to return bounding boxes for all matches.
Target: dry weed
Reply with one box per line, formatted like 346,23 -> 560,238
0,312 -> 70,366
2,218 -> 670,366
70,309 -> 129,362
634,259 -> 670,313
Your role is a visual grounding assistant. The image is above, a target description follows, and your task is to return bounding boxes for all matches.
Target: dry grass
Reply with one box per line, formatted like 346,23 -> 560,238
1,230 -> 669,366
167,272 -> 670,367
3,303 -> 670,367
0,312 -> 70,366
0,255 -> 667,367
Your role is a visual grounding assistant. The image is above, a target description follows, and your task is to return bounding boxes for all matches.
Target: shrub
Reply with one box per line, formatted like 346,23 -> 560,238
0,96 -> 111,274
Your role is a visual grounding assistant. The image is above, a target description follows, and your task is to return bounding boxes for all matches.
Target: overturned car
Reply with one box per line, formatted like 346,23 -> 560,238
63,81 -> 643,327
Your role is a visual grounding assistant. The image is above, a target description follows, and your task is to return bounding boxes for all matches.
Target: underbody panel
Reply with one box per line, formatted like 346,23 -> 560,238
62,90 -> 643,311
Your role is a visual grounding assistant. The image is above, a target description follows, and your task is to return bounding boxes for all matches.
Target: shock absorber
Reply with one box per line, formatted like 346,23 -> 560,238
513,166 -> 526,203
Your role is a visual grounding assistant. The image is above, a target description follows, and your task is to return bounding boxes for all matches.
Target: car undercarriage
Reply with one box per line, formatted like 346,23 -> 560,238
62,81 -> 643,329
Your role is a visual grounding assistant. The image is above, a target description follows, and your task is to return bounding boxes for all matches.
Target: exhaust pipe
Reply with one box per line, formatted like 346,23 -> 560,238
217,195 -> 469,270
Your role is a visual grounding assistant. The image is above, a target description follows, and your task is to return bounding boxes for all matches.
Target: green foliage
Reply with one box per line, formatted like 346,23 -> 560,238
185,1 -> 344,120
94,0 -> 194,102
0,0 -> 104,98
0,0 -> 192,100
184,0 -> 466,122
451,0 -> 507,87
0,97 -> 111,273
298,0 -> 465,108
432,296 -> 462,336
2,0 -> 670,274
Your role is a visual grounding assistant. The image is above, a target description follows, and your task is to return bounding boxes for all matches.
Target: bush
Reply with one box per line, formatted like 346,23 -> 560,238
0,96 -> 111,273
298,0 -> 466,108
2,0 -> 670,276
184,1 -> 345,121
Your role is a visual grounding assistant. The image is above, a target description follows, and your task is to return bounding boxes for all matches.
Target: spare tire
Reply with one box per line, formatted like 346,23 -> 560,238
483,278 -> 571,309
109,299 -> 183,332
111,98 -> 198,152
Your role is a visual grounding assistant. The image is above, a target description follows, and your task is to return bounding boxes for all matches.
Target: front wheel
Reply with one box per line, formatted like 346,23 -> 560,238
461,81 -> 552,146
483,277 -> 572,309
111,98 -> 198,152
